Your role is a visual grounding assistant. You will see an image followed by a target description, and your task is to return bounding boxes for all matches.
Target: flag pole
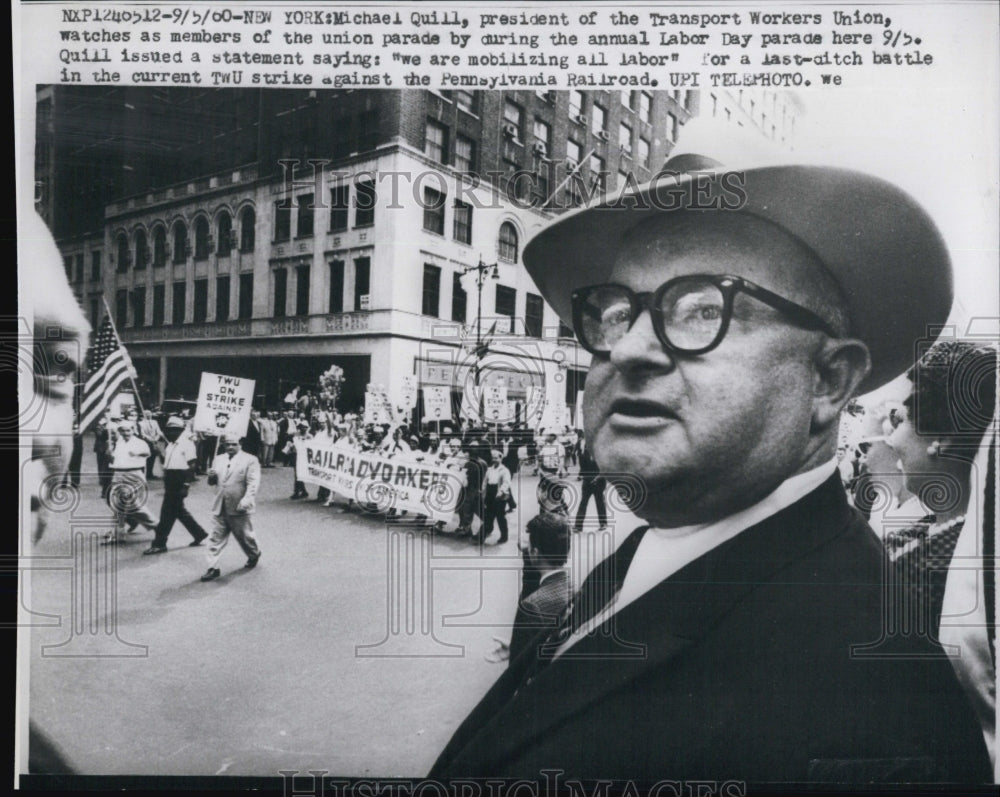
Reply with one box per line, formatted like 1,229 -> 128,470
101,295 -> 146,416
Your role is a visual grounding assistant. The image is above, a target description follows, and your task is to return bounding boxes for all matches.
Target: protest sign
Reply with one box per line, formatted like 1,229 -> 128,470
422,386 -> 451,424
397,376 -> 418,411
192,373 -> 255,437
364,388 -> 395,426
483,386 -> 509,424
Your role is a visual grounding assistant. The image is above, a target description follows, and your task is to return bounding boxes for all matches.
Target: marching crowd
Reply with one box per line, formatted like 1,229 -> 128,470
81,398 -> 597,577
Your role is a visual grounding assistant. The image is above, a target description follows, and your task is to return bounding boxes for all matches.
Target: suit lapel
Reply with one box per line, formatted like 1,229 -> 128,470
437,474 -> 855,772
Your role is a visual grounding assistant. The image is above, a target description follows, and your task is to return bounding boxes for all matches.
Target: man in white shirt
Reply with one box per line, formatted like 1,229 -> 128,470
480,449 -> 512,545
104,421 -> 159,544
431,135 -> 990,782
145,416 -> 208,554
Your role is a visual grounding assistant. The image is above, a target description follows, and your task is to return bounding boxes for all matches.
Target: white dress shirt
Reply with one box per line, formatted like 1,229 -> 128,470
111,436 -> 152,470
162,437 -> 198,471
556,458 -> 838,656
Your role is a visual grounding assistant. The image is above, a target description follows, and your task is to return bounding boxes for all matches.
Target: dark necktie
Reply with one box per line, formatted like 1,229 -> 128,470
530,524 -> 650,668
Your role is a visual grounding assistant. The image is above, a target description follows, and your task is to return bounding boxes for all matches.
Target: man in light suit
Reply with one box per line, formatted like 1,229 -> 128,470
200,431 -> 261,582
430,133 -> 991,783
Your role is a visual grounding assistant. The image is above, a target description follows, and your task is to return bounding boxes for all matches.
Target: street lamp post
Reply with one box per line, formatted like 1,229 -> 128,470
462,257 -> 499,386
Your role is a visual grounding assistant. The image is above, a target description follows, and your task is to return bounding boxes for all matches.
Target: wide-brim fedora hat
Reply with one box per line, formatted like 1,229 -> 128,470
523,119 -> 952,394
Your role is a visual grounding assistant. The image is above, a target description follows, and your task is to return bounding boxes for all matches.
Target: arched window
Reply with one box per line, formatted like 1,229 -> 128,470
498,222 -> 519,263
194,217 -> 211,260
134,229 -> 148,270
173,221 -> 188,264
116,232 -> 130,272
217,211 -> 233,255
240,206 -> 256,252
152,226 -> 167,267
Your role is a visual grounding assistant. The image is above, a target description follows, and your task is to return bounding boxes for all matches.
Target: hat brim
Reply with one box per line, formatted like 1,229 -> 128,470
523,165 -> 952,394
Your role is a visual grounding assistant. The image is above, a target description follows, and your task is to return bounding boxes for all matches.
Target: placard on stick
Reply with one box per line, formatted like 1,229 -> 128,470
193,372 -> 255,438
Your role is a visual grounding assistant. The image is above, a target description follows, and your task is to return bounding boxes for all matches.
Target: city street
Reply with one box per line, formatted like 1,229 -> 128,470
26,450 -> 632,777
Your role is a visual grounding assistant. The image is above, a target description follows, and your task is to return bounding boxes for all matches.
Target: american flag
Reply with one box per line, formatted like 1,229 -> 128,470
79,315 -> 136,432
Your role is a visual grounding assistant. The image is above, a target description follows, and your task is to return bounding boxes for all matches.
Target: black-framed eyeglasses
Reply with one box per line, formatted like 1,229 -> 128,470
571,274 -> 839,356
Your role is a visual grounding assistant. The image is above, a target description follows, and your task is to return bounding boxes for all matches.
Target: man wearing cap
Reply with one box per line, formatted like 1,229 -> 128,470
144,417 -> 208,555
104,421 -> 159,544
431,145 -> 990,781
201,432 -> 261,582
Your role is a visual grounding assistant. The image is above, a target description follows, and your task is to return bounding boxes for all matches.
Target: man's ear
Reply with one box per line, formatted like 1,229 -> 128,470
810,337 -> 871,432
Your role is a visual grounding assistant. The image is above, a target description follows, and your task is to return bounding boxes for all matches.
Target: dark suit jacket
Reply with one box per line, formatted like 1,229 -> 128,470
508,570 -> 571,663
243,420 -> 262,456
430,474 -> 991,785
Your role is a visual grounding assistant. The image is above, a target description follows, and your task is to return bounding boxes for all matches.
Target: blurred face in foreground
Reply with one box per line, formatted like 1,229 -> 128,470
26,214 -> 90,542
584,212 -> 868,527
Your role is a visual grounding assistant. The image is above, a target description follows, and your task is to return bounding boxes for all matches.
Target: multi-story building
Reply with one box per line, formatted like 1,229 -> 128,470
40,88 -> 696,422
701,89 -> 802,146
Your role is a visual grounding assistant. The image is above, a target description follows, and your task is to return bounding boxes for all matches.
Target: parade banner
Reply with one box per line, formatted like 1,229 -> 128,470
422,386 -> 451,424
192,372 -> 255,438
296,440 -> 463,522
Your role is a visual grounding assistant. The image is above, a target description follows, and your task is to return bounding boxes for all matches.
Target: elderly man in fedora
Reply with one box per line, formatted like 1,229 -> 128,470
200,431 -> 261,582
430,133 -> 991,783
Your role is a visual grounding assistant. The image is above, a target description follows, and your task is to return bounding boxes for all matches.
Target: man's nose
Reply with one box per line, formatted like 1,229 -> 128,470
608,309 -> 676,373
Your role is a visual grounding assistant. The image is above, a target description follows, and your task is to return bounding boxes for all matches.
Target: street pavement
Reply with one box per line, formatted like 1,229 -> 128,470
25,453 -> 636,777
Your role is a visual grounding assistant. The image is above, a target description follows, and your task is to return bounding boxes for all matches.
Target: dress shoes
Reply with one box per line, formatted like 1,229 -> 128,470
200,568 -> 221,582
142,546 -> 167,556
244,553 -> 261,569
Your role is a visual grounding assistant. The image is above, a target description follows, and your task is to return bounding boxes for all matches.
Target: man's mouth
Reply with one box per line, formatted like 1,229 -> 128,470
610,398 -> 674,416
607,398 -> 677,427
